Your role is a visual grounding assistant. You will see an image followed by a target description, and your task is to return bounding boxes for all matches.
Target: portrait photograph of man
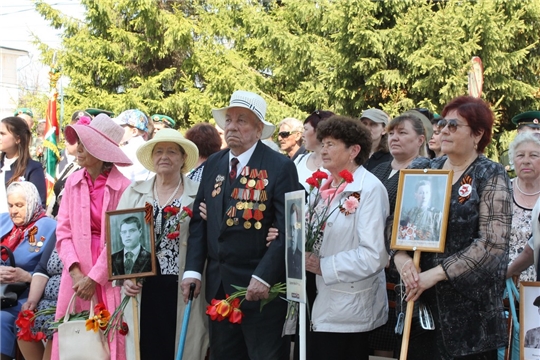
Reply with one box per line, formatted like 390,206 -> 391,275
106,210 -> 156,280
286,202 -> 303,280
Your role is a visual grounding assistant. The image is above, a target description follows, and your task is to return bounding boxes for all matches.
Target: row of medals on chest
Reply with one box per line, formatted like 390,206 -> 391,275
28,226 -> 45,253
214,167 -> 269,230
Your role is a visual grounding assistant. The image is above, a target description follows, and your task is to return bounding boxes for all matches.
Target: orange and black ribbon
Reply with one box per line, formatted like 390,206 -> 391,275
145,202 -> 153,224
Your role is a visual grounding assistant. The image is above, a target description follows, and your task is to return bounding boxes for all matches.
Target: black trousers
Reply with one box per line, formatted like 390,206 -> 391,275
310,331 -> 370,360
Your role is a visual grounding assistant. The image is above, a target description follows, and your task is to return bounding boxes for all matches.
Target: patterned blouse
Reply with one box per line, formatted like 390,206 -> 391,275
410,155 -> 512,358
153,197 -> 182,275
510,194 -> 536,282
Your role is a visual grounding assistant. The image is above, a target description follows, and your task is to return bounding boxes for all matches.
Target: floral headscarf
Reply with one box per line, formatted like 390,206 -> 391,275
1,182 -> 46,261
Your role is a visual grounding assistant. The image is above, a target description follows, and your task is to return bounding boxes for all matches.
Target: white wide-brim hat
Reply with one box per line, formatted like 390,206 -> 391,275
65,114 -> 132,167
136,129 -> 199,173
211,90 -> 276,139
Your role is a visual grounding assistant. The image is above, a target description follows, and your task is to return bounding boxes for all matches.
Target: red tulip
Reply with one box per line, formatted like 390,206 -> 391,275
229,307 -> 244,324
119,322 -> 129,336
216,299 -> 232,318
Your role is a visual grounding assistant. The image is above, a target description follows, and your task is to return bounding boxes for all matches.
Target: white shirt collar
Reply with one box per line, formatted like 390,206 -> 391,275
229,142 -> 258,175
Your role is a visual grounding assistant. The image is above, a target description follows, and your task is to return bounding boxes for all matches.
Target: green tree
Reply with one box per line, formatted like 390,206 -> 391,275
34,0 -> 540,156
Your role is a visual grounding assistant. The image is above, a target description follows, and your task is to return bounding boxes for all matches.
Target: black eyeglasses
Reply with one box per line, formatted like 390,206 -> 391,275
278,131 -> 299,138
437,118 -> 470,133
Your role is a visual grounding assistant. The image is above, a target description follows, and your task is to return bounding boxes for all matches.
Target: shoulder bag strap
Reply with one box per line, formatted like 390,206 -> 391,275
0,245 -> 16,267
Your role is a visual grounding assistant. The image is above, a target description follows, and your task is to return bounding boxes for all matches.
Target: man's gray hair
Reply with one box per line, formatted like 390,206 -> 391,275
278,117 -> 303,133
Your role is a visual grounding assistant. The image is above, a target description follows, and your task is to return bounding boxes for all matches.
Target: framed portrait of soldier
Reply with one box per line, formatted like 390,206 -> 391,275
390,169 -> 452,253
106,207 -> 156,280
520,281 -> 540,358
285,190 -> 306,304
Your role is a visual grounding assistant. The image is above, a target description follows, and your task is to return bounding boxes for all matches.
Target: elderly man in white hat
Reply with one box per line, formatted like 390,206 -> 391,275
182,90 -> 301,360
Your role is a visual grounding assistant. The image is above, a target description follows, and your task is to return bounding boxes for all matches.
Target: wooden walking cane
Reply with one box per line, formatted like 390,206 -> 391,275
399,250 -> 421,360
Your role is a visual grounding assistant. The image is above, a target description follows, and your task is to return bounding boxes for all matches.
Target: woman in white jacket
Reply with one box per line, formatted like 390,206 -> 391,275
305,116 -> 390,360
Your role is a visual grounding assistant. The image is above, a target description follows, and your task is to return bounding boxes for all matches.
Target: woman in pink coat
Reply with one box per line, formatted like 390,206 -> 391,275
51,114 -> 132,360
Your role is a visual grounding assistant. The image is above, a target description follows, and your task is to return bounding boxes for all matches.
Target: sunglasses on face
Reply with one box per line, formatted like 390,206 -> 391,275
278,131 -> 299,138
437,118 -> 469,133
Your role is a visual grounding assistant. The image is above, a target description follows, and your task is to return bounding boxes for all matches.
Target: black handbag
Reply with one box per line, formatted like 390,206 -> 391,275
0,245 -> 29,309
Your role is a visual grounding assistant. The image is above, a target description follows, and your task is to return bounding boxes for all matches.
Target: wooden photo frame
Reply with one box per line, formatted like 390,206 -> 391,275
106,207 -> 156,281
390,169 -> 452,253
285,190 -> 306,304
520,281 -> 540,358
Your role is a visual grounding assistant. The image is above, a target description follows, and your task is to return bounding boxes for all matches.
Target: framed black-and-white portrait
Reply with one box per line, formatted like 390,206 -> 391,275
520,281 -> 540,358
390,169 -> 452,253
285,190 -> 306,303
106,207 -> 156,280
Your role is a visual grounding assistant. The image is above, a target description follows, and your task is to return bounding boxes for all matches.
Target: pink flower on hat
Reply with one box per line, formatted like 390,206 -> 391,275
76,116 -> 91,126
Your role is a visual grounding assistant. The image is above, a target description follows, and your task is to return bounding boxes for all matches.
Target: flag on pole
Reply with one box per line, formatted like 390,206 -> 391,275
43,66 -> 61,206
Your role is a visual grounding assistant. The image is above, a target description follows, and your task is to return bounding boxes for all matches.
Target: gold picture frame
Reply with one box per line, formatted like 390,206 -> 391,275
520,281 -> 540,358
105,207 -> 156,281
390,169 -> 452,253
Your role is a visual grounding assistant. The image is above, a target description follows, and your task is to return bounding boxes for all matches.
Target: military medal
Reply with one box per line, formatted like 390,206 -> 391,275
258,203 -> 266,212
213,175 -> 225,197
226,206 -> 237,226
244,221 -> 252,229
253,209 -> 263,230
240,167 -> 250,185
236,202 -> 245,210
27,226 -> 39,252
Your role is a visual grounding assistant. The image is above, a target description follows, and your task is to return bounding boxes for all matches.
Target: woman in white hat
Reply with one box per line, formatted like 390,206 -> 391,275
118,129 -> 208,360
52,114 -> 132,360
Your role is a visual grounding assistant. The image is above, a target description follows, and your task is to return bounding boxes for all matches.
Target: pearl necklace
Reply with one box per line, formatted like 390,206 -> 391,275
154,179 -> 182,232
515,178 -> 540,196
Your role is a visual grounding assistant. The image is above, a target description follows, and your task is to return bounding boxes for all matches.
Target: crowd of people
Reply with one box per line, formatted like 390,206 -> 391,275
0,94 -> 538,360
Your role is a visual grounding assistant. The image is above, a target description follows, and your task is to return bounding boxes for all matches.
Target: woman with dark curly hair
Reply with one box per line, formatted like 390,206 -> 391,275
395,96 -> 511,360
305,115 -> 389,360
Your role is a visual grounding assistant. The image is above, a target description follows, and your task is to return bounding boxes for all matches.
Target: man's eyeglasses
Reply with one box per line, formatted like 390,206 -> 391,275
437,118 -> 470,133
278,131 -> 299,138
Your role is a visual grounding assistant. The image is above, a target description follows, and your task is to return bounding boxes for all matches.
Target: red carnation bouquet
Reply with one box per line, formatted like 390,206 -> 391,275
305,169 -> 354,251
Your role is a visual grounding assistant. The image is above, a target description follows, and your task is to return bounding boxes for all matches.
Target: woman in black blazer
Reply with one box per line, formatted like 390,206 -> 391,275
0,116 -> 46,209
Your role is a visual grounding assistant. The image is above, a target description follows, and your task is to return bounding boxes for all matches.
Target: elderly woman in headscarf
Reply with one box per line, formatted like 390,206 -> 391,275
0,182 -> 56,360
51,114 -> 132,360
118,129 -> 208,360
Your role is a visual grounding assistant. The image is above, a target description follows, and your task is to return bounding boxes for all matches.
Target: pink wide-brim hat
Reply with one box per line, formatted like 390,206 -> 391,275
65,114 -> 132,167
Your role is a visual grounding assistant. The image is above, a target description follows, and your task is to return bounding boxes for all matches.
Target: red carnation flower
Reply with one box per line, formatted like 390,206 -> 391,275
312,170 -> 328,180
338,169 -> 354,183
182,206 -> 193,218
167,231 -> 180,239
306,177 -> 319,189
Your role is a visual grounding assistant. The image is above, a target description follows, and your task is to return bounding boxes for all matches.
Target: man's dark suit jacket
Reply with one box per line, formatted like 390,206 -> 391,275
111,248 -> 152,276
287,246 -> 302,280
186,141 -> 302,309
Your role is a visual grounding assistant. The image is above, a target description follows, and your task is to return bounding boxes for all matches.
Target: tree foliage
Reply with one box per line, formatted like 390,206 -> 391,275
34,0 -> 540,154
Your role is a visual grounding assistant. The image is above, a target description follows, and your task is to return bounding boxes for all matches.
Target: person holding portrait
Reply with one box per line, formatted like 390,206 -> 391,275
304,116 -> 389,360
0,182 -> 56,360
181,90 -> 302,360
117,129 -> 208,360
395,96 -> 511,359
52,114 -> 132,360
